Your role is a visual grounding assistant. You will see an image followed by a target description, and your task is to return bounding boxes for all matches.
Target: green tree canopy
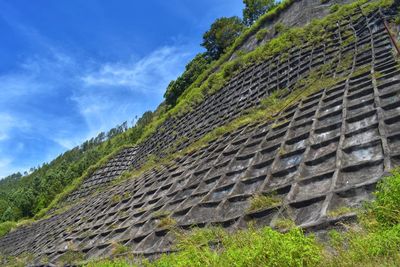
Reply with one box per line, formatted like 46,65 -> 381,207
201,16 -> 245,60
243,0 -> 277,26
0,109 -> 155,223
1,206 -> 21,222
164,53 -> 210,106
12,188 -> 35,217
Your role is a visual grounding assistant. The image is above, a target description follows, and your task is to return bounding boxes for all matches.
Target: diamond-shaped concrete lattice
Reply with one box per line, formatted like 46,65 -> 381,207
1,5 -> 400,265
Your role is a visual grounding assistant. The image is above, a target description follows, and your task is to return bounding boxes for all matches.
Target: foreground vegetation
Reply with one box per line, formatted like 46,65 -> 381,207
81,169 -> 400,267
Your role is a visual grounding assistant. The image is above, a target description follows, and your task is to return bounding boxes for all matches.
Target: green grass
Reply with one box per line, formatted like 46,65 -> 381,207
152,227 -> 321,267
0,221 -> 16,238
111,243 -> 130,256
111,59 -> 345,187
247,194 -> 282,212
274,22 -> 287,34
33,144 -> 134,220
5,166 -> 400,267
322,169 -> 400,266
273,218 -> 296,230
371,169 -> 400,227
85,257 -> 137,267
330,4 -> 340,13
80,168 -> 400,267
157,217 -> 177,229
57,251 -> 85,265
324,226 -> 400,267
111,195 -> 123,204
327,206 -> 354,218
0,218 -> 35,238
255,28 -> 269,42
0,253 -> 34,267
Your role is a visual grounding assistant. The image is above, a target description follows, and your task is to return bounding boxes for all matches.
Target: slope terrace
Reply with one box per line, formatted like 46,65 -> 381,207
0,0 -> 400,265
65,0 -> 370,203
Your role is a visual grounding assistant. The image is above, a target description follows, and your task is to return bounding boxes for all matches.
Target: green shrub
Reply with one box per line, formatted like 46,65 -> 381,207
164,54 -> 210,106
247,194 -> 281,212
58,251 -> 84,265
395,16 -> 400,25
85,258 -> 134,267
371,169 -> 400,227
323,225 -> 400,266
152,227 -> 321,267
255,28 -> 269,42
274,218 -> 296,230
243,0 -> 277,26
330,4 -> 340,13
86,168 -> 400,266
274,22 -> 287,34
157,217 -> 177,229
111,243 -> 130,256
201,17 -> 245,60
327,206 -> 353,218
0,252 -> 34,267
111,195 -> 122,204
0,221 -> 16,237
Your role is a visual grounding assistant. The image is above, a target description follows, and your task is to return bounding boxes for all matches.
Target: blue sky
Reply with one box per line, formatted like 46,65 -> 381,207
0,0 -> 244,178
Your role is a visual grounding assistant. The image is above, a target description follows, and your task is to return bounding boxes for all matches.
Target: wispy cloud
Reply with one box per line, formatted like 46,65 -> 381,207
81,46 -> 191,92
0,42 -> 194,177
0,114 -> 14,141
0,1 -> 197,178
0,113 -> 30,142
73,44 -> 194,138
0,158 -> 12,177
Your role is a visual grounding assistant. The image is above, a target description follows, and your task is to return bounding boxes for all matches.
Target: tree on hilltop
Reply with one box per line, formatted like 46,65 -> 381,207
243,0 -> 277,26
201,16 -> 244,60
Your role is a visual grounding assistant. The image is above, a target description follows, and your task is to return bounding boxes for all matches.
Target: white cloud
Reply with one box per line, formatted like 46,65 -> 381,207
0,156 -> 33,178
0,3 -> 197,177
0,134 -> 7,142
0,113 -> 31,177
0,113 -> 30,142
71,44 -> 194,140
0,73 -> 43,99
81,46 -> 192,93
0,43 -> 193,166
0,157 -> 17,178
0,114 -> 13,141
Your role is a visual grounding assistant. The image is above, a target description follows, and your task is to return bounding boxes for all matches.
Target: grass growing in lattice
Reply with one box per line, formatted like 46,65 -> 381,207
247,193 -> 282,212
82,168 -> 400,267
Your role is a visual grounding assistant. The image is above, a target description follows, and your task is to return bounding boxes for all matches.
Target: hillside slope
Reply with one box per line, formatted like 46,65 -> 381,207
0,0 -> 346,223
64,0 -> 360,203
1,0 -> 400,265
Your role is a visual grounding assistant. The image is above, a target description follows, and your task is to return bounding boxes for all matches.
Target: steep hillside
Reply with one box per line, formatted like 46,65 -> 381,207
63,0 -> 364,203
0,112 -> 154,222
0,0 -> 336,223
1,0 -> 400,265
